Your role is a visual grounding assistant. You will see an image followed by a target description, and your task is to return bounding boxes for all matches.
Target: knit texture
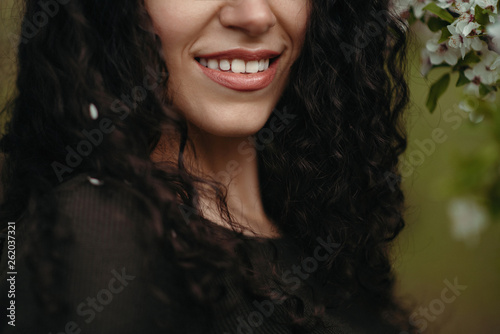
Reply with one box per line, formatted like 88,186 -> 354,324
0,174 -> 398,334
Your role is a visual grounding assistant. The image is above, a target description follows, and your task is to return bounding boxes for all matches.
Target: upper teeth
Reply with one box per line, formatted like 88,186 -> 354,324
198,58 -> 271,74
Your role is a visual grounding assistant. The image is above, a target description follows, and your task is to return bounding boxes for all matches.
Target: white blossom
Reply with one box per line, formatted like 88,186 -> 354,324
437,0 -> 477,13
436,0 -> 455,10
393,0 -> 413,15
478,0 -> 499,23
426,33 -> 461,64
463,68 -> 497,97
448,197 -> 489,247
437,0 -> 479,13
412,0 -> 434,18
463,65 -> 493,96
463,45 -> 500,96
476,0 -> 498,17
478,45 -> 500,70
421,48 -> 434,75
454,12 -> 481,36
455,0 -> 477,14
458,98 -> 479,112
414,0 -> 500,112
487,18 -> 500,52
448,24 -> 483,58
458,98 -> 486,122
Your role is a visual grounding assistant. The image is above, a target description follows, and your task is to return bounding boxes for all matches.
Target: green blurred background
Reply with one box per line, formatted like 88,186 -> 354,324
1,2 -> 499,333
394,31 -> 500,333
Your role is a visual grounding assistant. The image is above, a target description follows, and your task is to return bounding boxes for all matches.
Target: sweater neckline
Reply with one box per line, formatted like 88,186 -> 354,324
205,219 -> 287,243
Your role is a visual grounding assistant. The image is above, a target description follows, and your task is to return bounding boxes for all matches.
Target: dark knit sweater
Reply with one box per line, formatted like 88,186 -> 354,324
0,174 -> 399,334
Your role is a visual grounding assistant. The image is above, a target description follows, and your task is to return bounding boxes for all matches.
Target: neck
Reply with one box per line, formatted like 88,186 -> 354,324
151,124 -> 280,238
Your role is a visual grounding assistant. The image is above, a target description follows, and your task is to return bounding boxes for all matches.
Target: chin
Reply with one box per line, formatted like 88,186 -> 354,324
188,117 -> 271,138
212,126 -> 267,138
182,102 -> 276,139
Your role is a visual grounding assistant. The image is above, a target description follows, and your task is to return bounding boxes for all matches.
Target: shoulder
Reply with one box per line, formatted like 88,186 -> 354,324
53,173 -> 156,235
0,174 -> 166,333
50,173 -> 158,267
55,173 -> 150,215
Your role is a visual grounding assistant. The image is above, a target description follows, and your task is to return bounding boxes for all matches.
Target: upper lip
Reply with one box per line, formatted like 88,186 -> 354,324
195,48 -> 281,61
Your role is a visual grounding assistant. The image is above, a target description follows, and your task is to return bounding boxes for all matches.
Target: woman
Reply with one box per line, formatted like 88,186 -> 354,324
0,0 -> 413,333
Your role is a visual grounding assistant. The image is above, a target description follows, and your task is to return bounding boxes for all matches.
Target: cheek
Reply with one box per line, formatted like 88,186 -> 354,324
151,21 -> 180,51
146,3 -> 195,50
283,1 -> 310,48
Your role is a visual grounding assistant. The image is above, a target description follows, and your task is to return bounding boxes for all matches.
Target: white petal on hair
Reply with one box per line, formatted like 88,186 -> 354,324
87,176 -> 104,186
89,103 -> 99,120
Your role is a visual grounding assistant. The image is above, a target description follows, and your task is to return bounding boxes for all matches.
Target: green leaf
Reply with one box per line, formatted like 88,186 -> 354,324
426,73 -> 450,113
427,16 -> 450,32
463,51 -> 481,64
423,3 -> 455,23
475,5 -> 490,26
438,27 -> 452,43
453,51 -> 481,70
456,71 -> 471,87
488,180 -> 500,219
408,8 -> 417,25
483,8 -> 495,16
432,64 -> 452,69
479,83 -> 494,97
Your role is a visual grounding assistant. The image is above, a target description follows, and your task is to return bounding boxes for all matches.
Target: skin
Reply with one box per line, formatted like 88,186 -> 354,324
146,0 -> 310,237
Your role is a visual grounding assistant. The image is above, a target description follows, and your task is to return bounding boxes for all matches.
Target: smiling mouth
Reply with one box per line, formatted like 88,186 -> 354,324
194,57 -> 280,74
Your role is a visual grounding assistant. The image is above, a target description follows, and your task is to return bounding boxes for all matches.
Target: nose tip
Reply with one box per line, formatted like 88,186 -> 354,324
219,0 -> 277,36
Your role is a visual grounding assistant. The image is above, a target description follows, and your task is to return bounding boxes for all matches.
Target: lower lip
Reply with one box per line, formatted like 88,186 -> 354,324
196,57 -> 280,92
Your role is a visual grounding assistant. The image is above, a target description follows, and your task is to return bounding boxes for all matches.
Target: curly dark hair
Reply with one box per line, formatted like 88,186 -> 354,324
0,0 -> 414,332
